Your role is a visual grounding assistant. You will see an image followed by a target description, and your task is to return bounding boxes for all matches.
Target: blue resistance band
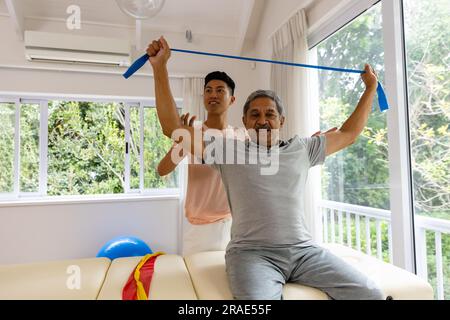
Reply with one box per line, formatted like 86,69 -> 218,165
123,49 -> 389,112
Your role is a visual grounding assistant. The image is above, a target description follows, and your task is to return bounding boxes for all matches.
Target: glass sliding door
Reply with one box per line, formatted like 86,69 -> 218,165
47,101 -> 125,195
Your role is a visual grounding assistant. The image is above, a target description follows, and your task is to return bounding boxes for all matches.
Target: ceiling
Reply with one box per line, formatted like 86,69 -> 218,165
1,0 -> 267,54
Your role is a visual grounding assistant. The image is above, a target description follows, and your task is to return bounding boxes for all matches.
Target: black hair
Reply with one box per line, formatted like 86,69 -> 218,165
204,71 -> 235,96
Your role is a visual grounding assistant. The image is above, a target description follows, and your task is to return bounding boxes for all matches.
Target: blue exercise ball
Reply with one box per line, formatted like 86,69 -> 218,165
96,236 -> 152,260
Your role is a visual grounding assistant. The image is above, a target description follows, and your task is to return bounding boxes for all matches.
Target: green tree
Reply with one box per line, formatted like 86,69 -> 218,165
47,101 -> 177,196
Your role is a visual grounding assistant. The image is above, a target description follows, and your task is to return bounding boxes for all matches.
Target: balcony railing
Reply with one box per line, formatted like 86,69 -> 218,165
320,200 -> 450,300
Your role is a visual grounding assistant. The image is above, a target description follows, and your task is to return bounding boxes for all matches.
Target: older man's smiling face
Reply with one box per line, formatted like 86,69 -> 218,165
242,97 -> 285,147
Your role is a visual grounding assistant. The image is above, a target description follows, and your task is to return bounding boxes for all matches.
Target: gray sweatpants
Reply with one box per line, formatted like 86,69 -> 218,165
225,244 -> 385,300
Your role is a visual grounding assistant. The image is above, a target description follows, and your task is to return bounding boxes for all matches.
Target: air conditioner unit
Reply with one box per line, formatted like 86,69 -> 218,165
24,31 -> 131,67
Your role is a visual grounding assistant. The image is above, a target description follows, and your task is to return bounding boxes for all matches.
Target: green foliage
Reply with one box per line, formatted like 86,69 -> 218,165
143,108 -> 178,189
0,103 -> 15,193
47,101 -> 124,195
45,101 -> 177,196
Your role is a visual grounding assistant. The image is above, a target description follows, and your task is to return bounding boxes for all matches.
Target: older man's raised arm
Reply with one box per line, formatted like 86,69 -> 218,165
324,64 -> 379,156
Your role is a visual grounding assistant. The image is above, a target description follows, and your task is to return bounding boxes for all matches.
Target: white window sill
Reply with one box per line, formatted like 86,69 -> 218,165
0,191 -> 180,208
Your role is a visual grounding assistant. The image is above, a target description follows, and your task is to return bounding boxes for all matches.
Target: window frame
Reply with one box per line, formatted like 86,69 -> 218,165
0,92 -> 183,202
381,0 -> 416,273
307,0 -> 381,49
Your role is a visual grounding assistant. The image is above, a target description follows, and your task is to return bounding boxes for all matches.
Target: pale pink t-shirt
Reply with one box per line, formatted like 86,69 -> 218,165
185,163 -> 232,225
184,126 -> 247,225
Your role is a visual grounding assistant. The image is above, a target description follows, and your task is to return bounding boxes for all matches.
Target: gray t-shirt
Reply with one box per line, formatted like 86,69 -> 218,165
204,134 -> 327,251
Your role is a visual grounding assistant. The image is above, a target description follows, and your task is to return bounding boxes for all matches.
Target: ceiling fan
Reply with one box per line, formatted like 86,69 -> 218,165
115,0 -> 166,19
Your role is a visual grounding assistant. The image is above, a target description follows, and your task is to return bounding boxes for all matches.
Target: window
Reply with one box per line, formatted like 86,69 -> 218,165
403,0 -> 450,300
47,101 -> 126,196
0,98 -> 180,199
313,3 -> 392,263
317,4 -> 387,209
143,107 -> 178,189
127,104 -> 179,192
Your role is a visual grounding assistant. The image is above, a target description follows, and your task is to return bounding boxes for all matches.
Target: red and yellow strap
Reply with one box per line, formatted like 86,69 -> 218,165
122,252 -> 164,300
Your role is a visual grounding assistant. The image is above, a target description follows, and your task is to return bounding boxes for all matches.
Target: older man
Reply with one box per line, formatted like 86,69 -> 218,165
147,36 -> 384,300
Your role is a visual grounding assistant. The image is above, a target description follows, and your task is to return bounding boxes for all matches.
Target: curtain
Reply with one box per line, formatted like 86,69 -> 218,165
270,9 -> 323,242
182,77 -> 206,121
180,77 -> 205,249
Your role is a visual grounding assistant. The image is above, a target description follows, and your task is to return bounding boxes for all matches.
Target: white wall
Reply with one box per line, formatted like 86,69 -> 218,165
0,197 -> 180,265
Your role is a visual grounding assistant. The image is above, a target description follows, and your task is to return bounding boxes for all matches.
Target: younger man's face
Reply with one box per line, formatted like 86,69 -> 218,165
203,80 -> 235,115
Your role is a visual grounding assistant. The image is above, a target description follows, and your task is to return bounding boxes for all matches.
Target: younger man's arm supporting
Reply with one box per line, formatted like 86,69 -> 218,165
157,114 -> 196,176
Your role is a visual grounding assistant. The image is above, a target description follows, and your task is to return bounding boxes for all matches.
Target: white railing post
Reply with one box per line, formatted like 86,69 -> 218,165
415,227 -> 428,281
376,219 -> 382,260
338,210 -> 344,244
346,212 -> 352,247
415,215 -> 450,300
366,216 -> 371,256
356,214 -> 361,251
331,209 -> 336,243
323,208 -> 328,243
435,232 -> 444,300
